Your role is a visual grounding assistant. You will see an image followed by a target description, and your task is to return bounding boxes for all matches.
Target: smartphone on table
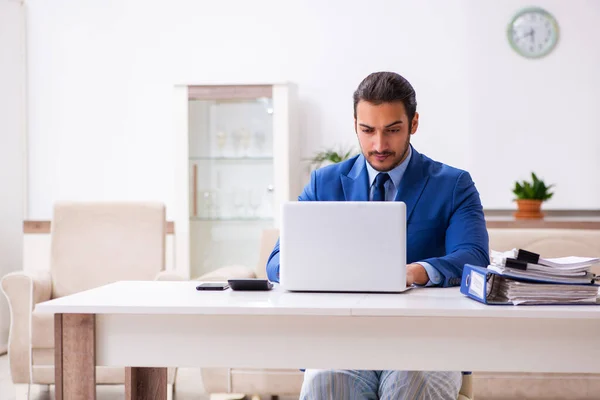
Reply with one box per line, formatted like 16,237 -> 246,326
195,282 -> 229,291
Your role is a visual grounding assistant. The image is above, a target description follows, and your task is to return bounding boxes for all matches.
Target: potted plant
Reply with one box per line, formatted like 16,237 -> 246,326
512,172 -> 555,219
308,146 -> 358,169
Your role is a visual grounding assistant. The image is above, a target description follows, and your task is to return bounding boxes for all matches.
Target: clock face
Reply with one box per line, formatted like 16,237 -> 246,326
508,7 -> 559,59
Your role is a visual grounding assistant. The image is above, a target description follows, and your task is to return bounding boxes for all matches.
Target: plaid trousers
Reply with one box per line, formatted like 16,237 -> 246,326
299,369 -> 462,400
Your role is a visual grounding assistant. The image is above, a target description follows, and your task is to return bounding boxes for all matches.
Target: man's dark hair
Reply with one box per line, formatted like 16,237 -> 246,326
353,72 -> 417,123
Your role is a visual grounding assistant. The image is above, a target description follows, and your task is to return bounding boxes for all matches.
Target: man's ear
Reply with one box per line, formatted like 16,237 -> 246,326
354,118 -> 358,135
410,112 -> 419,135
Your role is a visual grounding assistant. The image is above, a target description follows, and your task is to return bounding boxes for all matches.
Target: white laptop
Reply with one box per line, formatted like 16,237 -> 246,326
280,201 -> 408,293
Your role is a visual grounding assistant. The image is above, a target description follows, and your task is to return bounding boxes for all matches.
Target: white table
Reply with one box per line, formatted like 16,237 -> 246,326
36,281 -> 600,399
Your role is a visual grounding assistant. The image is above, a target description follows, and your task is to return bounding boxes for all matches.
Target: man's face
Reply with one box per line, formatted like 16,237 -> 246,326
354,100 -> 419,172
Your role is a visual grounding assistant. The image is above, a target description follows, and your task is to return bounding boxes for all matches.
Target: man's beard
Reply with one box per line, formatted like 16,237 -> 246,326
365,135 -> 411,173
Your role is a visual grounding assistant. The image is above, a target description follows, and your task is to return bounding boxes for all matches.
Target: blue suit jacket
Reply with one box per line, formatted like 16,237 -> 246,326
266,146 -> 490,287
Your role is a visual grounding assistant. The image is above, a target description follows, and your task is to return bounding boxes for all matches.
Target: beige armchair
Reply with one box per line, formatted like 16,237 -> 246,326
197,228 -> 474,400
1,202 -> 177,400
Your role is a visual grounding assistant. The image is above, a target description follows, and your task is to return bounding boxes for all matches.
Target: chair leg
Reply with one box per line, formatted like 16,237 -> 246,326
14,384 -> 30,400
167,383 -> 174,400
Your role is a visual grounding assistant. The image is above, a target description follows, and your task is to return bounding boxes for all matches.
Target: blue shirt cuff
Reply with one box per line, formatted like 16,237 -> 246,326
415,262 -> 442,287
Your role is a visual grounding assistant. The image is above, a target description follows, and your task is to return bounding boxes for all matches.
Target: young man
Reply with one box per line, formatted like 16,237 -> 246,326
267,71 -> 490,399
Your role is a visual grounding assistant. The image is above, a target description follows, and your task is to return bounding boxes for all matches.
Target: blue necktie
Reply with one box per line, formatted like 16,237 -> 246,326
372,172 -> 390,201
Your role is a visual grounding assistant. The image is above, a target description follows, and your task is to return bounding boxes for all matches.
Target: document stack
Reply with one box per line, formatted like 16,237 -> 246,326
460,249 -> 600,305
489,248 -> 599,285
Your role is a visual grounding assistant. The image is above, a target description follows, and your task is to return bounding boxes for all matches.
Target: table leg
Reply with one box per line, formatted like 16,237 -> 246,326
125,367 -> 167,400
54,313 -> 96,400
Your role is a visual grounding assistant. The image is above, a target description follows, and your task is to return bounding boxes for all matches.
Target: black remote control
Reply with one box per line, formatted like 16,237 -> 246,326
228,278 -> 273,291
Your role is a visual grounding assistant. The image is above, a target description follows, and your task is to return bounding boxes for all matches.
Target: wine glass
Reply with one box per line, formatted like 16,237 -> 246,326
215,131 -> 227,157
253,130 -> 266,156
233,189 -> 246,218
248,189 -> 262,218
232,130 -> 241,157
201,191 -> 213,219
210,190 -> 221,219
239,128 -> 251,157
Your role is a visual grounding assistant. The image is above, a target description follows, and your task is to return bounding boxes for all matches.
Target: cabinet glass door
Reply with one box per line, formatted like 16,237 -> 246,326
188,92 -> 275,278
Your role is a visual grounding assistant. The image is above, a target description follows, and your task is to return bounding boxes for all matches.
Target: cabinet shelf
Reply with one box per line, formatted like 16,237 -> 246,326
190,217 -> 274,222
189,156 -> 273,162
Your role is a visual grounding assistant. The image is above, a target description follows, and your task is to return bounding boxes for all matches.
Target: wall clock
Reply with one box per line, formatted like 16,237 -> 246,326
507,7 -> 559,59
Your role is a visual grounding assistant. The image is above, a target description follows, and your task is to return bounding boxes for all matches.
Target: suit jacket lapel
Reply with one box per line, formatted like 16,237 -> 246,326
341,155 -> 370,201
394,146 -> 429,222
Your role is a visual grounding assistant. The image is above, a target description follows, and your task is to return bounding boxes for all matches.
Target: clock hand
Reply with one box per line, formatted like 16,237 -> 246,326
521,29 -> 533,39
529,28 -> 535,43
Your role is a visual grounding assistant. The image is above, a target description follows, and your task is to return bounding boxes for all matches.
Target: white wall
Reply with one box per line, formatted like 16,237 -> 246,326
0,0 -> 26,350
25,0 -> 600,216
463,1 -> 600,209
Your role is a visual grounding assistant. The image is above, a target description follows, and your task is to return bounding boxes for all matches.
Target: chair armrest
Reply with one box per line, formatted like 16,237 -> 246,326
1,271 -> 52,383
196,265 -> 256,281
154,270 -> 186,281
1,270 -> 52,308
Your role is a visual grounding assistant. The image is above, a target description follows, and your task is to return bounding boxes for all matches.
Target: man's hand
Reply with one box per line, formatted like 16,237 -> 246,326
406,263 -> 430,286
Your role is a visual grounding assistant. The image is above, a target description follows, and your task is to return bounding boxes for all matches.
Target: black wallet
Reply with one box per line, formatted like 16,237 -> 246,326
228,278 -> 273,291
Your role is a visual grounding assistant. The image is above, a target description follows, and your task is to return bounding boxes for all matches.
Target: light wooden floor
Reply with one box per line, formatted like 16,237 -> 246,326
3,354 -> 600,400
0,354 -> 265,400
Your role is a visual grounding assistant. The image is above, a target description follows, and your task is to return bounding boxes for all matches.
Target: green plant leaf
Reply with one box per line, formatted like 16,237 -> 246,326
512,172 -> 555,201
307,145 -> 358,168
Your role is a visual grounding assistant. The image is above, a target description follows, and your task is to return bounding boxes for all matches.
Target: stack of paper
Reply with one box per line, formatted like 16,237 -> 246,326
487,274 -> 599,305
489,249 -> 600,284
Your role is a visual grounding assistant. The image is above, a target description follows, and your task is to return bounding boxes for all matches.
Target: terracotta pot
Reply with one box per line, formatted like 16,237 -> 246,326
514,199 -> 544,220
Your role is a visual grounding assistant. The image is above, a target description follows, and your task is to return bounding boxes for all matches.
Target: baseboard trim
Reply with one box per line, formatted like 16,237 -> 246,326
474,372 -> 600,400
475,372 -> 600,380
